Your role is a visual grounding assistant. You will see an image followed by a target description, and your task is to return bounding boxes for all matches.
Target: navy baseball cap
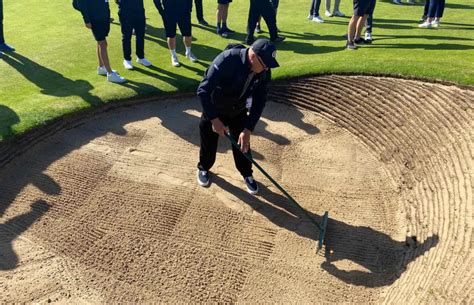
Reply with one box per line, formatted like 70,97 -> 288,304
251,38 -> 279,68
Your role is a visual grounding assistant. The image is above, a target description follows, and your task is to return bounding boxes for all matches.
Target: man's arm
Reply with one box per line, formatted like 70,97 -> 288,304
197,53 -> 231,121
245,70 -> 271,132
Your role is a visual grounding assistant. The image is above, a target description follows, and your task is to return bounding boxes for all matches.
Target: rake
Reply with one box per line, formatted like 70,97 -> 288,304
225,132 -> 329,252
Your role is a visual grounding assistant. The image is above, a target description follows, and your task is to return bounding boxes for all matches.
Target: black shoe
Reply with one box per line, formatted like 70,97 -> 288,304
198,19 -> 209,26
245,37 -> 255,45
197,170 -> 210,187
217,27 -> 228,37
222,26 -> 235,34
256,24 -> 262,33
346,41 -> 357,50
354,37 -> 368,45
244,176 -> 259,195
419,15 -> 427,23
271,36 -> 286,43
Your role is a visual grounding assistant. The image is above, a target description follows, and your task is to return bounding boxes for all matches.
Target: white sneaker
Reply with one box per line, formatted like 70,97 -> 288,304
418,21 -> 432,28
308,14 -> 314,20
430,20 -> 440,28
171,55 -> 180,67
107,71 -> 126,83
123,59 -> 134,70
333,10 -> 345,17
325,10 -> 332,17
136,57 -> 152,67
312,16 -> 324,23
97,66 -> 107,76
186,51 -> 198,63
365,32 -> 373,41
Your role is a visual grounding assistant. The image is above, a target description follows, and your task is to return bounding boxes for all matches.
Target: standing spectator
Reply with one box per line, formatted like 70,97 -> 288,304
154,0 -> 198,67
77,0 -> 126,83
324,0 -> 345,17
419,0 -> 445,28
346,0 -> 376,49
196,39 -> 280,194
364,0 -> 377,43
0,0 -> 15,52
309,0 -> 324,23
246,0 -> 285,45
117,0 -> 152,70
194,0 -> 209,25
216,0 -> 235,37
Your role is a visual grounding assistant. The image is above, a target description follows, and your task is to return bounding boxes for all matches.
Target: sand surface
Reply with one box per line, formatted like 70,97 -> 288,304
0,76 -> 472,303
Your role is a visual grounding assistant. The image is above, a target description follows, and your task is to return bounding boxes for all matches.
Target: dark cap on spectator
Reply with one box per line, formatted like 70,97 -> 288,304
251,38 -> 279,68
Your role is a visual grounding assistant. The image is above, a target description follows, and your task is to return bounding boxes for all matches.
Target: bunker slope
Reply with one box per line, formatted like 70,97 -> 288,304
0,76 -> 472,303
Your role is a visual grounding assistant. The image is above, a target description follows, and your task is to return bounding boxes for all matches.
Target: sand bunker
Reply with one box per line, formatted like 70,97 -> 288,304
0,76 -> 472,303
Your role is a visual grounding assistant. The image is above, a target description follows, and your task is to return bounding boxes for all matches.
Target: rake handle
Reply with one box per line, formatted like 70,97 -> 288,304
225,132 -> 324,231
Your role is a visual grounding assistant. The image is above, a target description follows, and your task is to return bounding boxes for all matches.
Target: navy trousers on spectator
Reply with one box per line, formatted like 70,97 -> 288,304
247,0 -> 278,40
310,0 -> 322,17
119,12 -> 146,61
194,0 -> 204,21
427,0 -> 445,18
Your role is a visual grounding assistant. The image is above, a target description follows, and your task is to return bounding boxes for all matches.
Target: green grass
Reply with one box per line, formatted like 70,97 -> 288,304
0,0 -> 473,140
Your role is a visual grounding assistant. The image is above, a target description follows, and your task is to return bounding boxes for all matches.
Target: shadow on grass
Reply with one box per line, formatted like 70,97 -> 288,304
277,39 -> 342,54
1,52 -> 103,106
445,2 -> 474,9
211,174 -> 439,287
369,42 -> 474,50
0,105 -> 20,141
373,33 -> 474,41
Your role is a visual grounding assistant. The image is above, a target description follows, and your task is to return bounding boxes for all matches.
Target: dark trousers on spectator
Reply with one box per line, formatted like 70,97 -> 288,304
310,0 -> 322,17
119,12 -> 145,61
194,0 -> 204,21
426,0 -> 445,18
247,0 -> 278,40
198,110 -> 253,178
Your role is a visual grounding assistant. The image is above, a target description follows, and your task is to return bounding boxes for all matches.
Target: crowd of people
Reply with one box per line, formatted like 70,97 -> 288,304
0,0 -> 447,83
0,0 -> 450,192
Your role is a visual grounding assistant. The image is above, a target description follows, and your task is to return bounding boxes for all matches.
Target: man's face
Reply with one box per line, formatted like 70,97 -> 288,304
249,49 -> 268,74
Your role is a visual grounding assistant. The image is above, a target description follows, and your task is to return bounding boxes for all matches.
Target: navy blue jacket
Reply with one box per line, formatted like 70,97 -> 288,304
116,0 -> 145,14
77,0 -> 110,23
197,48 -> 271,132
153,0 -> 192,15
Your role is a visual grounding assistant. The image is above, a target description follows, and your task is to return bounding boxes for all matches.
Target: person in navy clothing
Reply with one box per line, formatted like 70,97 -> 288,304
116,0 -> 152,70
196,39 -> 280,195
77,0 -> 126,83
154,0 -> 198,67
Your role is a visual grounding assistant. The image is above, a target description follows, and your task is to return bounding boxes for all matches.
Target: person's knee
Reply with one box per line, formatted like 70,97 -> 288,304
98,40 -> 108,47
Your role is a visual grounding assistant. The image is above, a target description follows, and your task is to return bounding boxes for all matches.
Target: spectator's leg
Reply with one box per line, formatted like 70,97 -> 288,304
427,0 -> 439,22
195,0 -> 204,21
246,2 -> 259,43
365,14 -> 373,33
261,2 -> 278,40
119,13 -> 133,61
134,14 -> 146,60
198,115 -> 220,172
355,14 -> 368,39
98,40 -> 112,73
347,15 -> 359,42
436,0 -> 445,19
